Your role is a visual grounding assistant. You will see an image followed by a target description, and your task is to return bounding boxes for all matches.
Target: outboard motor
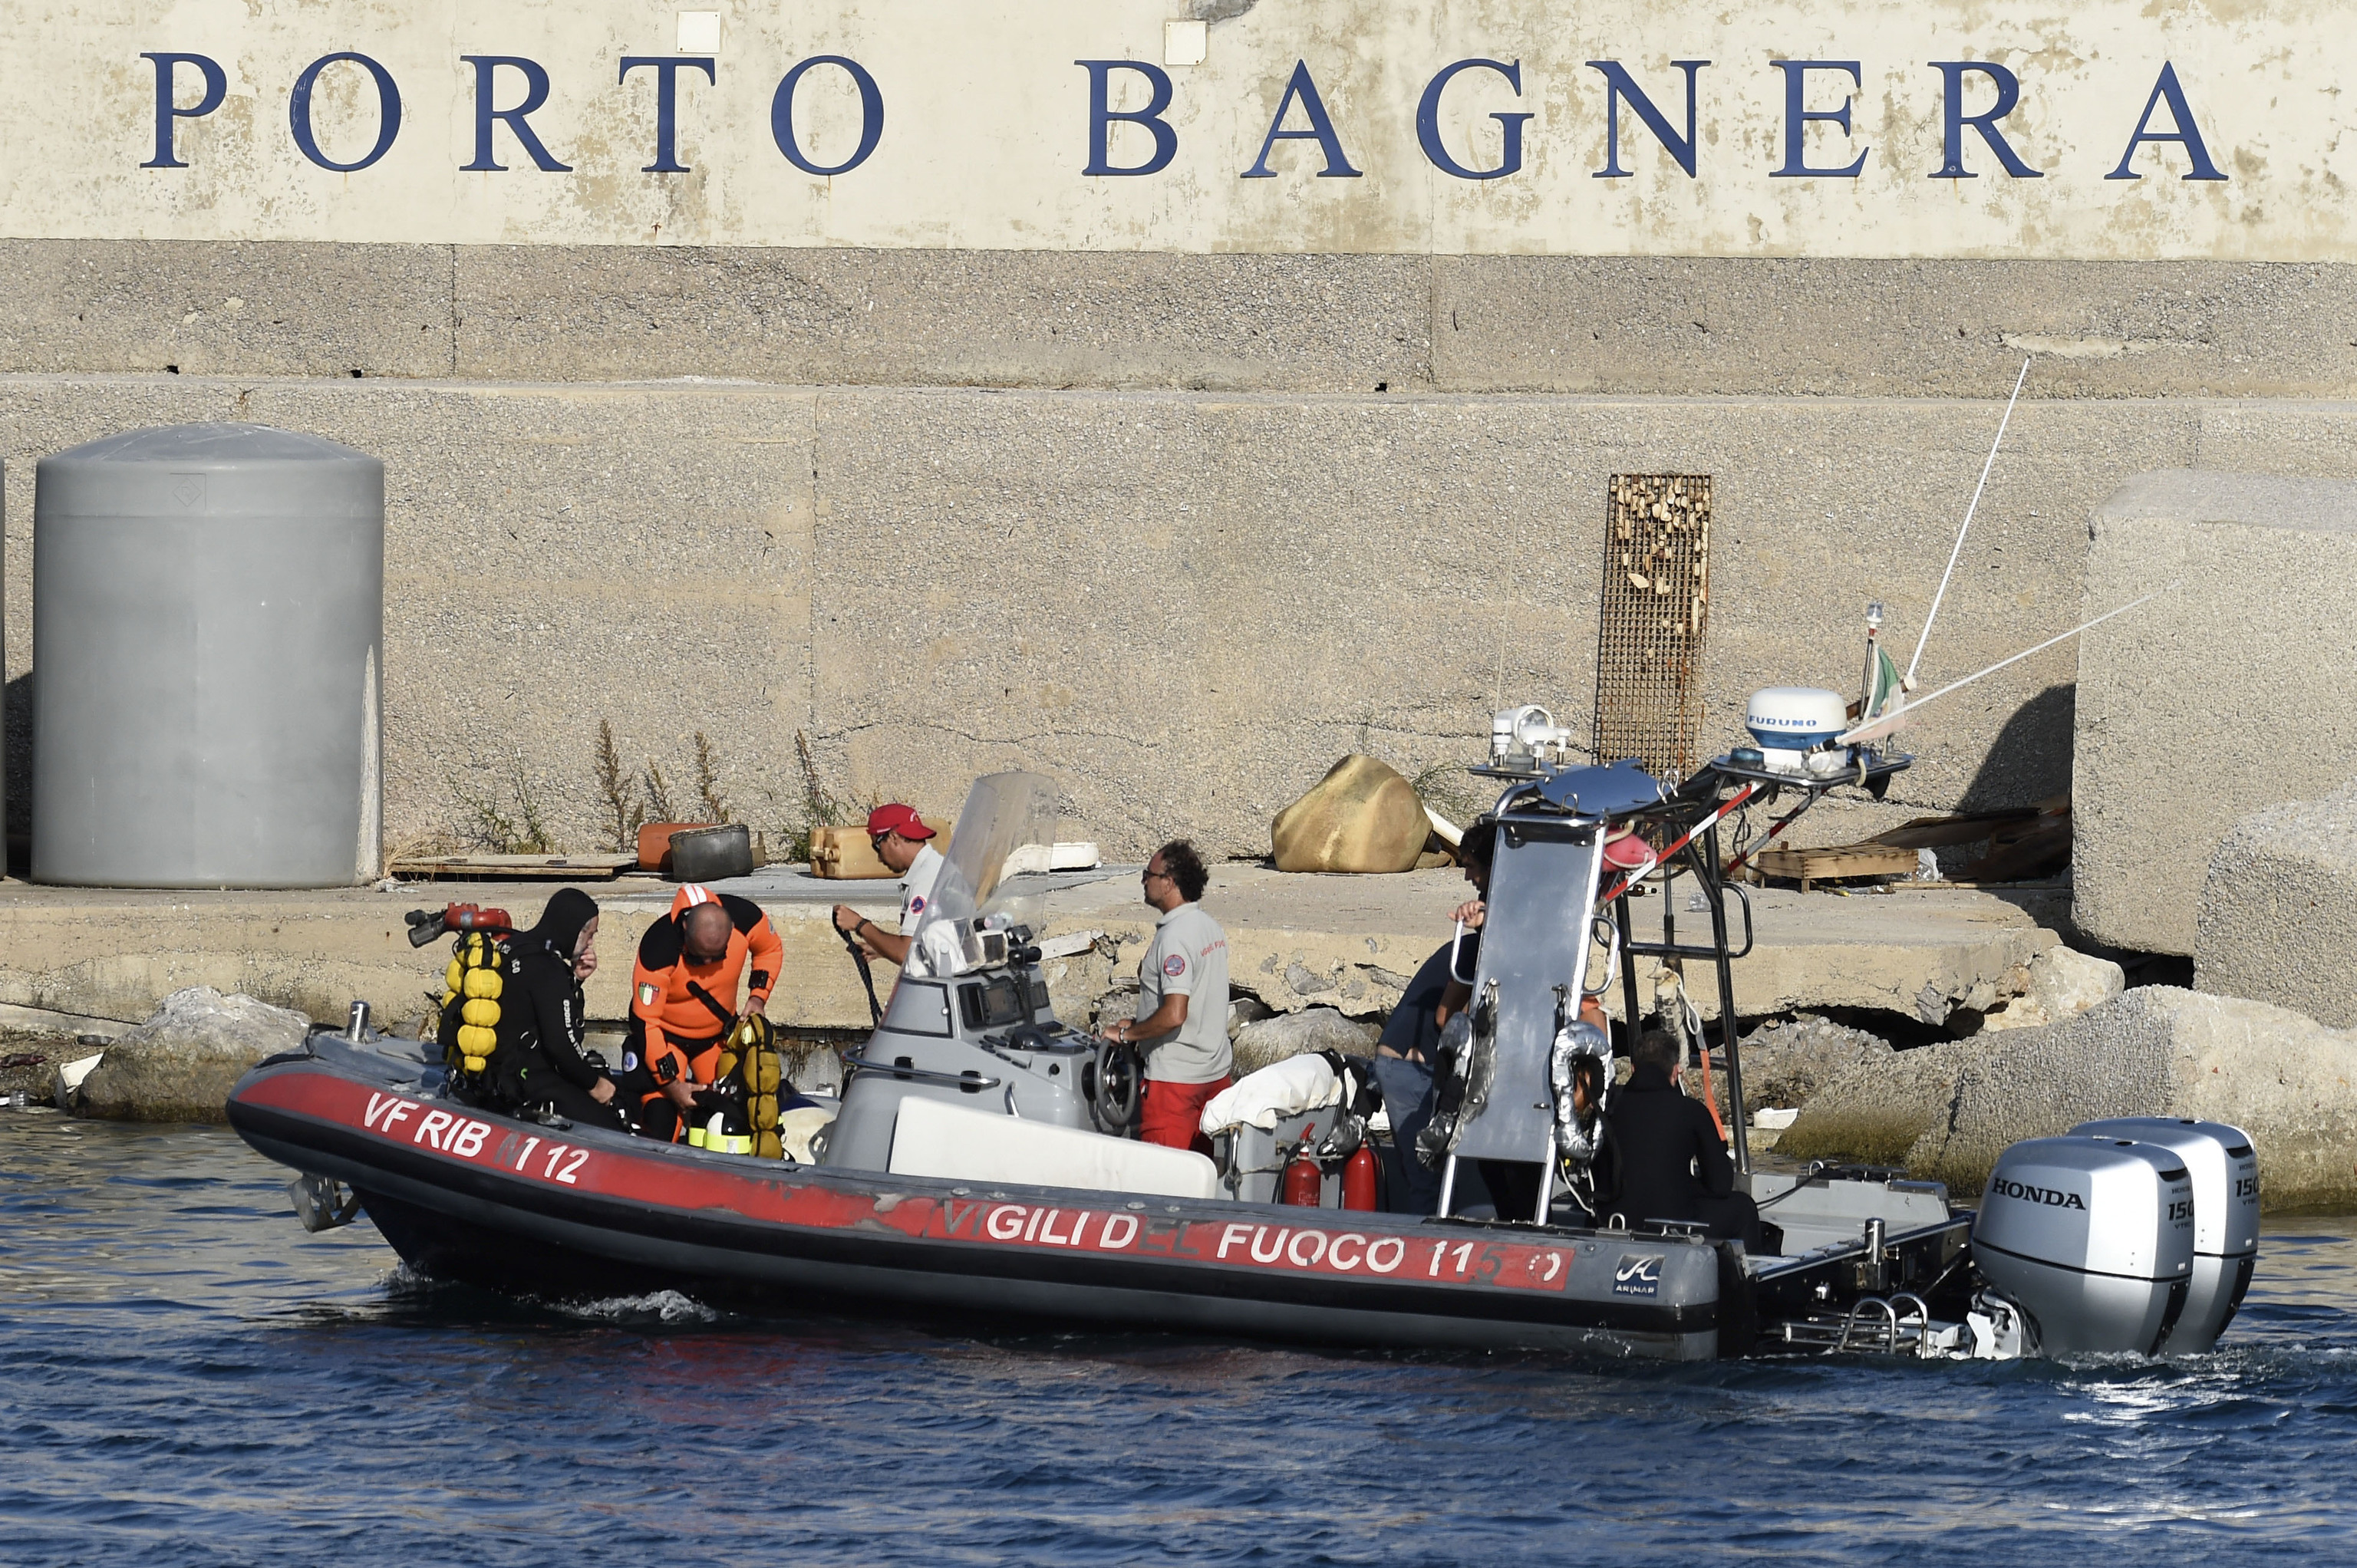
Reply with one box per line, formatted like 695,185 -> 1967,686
2072,1118 -> 2260,1353
1973,1136 -> 2194,1356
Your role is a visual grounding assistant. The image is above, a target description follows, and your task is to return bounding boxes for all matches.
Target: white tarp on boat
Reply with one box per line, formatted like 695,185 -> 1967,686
1198,1054 -> 1343,1136
888,1095 -> 1220,1200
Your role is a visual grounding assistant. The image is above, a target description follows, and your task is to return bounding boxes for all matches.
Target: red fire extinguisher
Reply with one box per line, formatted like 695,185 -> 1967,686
1342,1145 -> 1379,1211
1281,1134 -> 1324,1207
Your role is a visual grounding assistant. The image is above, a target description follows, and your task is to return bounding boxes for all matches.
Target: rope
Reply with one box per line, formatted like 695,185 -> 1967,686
1660,968 -> 1728,1142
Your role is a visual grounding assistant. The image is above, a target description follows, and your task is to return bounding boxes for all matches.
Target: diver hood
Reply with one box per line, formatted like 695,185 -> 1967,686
523,887 -> 600,959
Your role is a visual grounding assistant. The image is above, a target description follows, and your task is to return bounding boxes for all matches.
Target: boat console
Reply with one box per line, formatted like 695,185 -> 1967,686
820,772 -> 1151,1176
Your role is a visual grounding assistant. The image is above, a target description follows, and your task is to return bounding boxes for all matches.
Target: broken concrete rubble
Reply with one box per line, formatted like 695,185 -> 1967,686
1780,987 -> 2357,1211
1977,944 -> 2125,1032
1716,1015 -> 1893,1115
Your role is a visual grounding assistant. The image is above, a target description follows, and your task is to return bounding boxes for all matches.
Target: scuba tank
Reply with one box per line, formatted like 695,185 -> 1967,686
1342,1145 -> 1380,1211
407,902 -> 513,947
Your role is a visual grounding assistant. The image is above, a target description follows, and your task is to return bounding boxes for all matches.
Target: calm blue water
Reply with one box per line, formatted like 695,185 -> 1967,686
5,1114 -> 2357,1566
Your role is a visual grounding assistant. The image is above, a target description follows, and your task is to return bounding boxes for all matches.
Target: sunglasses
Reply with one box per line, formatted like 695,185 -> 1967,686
1142,867 -> 1170,883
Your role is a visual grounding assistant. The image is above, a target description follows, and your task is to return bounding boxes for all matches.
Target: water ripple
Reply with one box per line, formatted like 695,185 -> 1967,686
5,1115 -> 2356,1565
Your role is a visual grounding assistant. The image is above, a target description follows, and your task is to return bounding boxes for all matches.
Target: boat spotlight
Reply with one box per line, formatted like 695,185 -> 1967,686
1488,704 -> 1577,775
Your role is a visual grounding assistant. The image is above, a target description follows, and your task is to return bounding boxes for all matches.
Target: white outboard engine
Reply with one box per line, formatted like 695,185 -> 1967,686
1973,1136 -> 2195,1356
2072,1118 -> 2260,1353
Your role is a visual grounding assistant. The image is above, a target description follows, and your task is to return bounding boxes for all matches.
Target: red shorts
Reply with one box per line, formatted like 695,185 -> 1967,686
1140,1075 -> 1231,1155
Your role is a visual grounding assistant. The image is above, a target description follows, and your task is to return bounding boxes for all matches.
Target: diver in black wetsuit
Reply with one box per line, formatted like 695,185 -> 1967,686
1597,1029 -> 1761,1246
444,888 -> 629,1132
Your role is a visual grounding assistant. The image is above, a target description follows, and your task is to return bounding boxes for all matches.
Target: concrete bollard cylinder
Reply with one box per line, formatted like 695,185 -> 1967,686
31,423 -> 384,888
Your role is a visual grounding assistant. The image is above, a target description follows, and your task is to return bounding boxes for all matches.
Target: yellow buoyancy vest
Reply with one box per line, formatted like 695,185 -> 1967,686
437,930 -> 513,1082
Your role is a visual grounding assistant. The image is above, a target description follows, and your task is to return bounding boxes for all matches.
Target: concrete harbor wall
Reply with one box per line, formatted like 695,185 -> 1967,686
13,368 -> 2357,863
6,0 -> 2357,878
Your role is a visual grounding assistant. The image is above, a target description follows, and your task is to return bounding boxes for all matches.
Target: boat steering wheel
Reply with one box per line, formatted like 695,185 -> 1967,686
1091,1034 -> 1143,1135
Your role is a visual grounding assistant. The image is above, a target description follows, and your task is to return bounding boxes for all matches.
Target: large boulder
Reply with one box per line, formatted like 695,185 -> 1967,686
2074,470 -> 2357,956
64,987 -> 312,1123
1783,987 -> 2357,1209
2197,782 -> 2357,1027
1231,1006 -> 1381,1076
1271,756 -> 1427,874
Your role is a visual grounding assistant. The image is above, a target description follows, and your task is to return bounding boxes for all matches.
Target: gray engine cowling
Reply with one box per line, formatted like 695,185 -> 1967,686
2072,1117 -> 2259,1353
1972,1137 -> 2195,1356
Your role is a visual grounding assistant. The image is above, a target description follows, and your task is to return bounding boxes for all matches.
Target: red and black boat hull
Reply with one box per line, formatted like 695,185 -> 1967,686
228,1048 -> 1726,1356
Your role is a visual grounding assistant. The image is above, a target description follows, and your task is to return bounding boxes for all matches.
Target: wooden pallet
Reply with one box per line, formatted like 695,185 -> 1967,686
1750,843 -> 1919,892
388,853 -> 639,881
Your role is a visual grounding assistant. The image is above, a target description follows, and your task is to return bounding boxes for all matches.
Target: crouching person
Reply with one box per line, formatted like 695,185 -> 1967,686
440,888 -> 628,1131
1597,1029 -> 1762,1247
614,884 -> 783,1142
1102,840 -> 1231,1155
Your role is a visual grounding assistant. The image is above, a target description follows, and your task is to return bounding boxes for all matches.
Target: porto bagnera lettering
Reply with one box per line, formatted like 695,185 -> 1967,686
136,49 -> 2230,185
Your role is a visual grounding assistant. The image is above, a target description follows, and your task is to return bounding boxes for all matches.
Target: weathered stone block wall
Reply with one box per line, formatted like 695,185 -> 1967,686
2074,469 -> 2357,955
19,245 -> 2357,400
7,246 -> 2357,875
0,372 -> 2182,863
2197,782 -> 2357,1026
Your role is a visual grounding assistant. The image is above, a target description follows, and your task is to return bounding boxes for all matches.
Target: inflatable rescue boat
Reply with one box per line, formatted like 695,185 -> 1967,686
229,762 -> 2259,1360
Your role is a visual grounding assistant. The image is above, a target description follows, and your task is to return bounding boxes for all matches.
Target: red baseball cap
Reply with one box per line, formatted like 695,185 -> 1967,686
865,803 -> 935,840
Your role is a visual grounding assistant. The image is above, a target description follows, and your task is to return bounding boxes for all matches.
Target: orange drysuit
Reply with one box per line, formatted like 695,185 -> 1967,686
626,884 -> 783,1096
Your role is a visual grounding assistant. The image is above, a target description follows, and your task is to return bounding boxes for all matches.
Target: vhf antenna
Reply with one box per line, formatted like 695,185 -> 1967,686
1907,357 -> 2031,688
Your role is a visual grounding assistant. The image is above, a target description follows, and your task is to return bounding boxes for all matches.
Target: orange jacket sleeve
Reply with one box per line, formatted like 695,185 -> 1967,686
744,912 -> 783,1003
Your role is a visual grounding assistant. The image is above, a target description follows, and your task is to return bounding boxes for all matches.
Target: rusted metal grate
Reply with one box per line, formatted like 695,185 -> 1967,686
1593,474 -> 1713,784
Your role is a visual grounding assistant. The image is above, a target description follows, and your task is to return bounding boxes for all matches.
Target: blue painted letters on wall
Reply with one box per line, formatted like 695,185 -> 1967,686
771,55 -> 885,176
1241,61 -> 1361,178
289,53 -> 402,172
1416,59 -> 1531,180
1077,61 -> 1178,176
1587,60 -> 1707,178
1928,62 -> 2040,179
2107,62 -> 2227,180
140,52 -> 226,169
460,56 -> 571,171
620,57 -> 716,173
1772,61 -> 1868,178
125,42 -> 2237,194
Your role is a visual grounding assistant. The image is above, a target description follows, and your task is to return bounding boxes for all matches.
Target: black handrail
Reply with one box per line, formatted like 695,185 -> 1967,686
839,1054 -> 1002,1091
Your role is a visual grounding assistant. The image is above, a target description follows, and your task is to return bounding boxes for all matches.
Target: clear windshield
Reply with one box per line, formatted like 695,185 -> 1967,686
908,771 -> 1060,977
